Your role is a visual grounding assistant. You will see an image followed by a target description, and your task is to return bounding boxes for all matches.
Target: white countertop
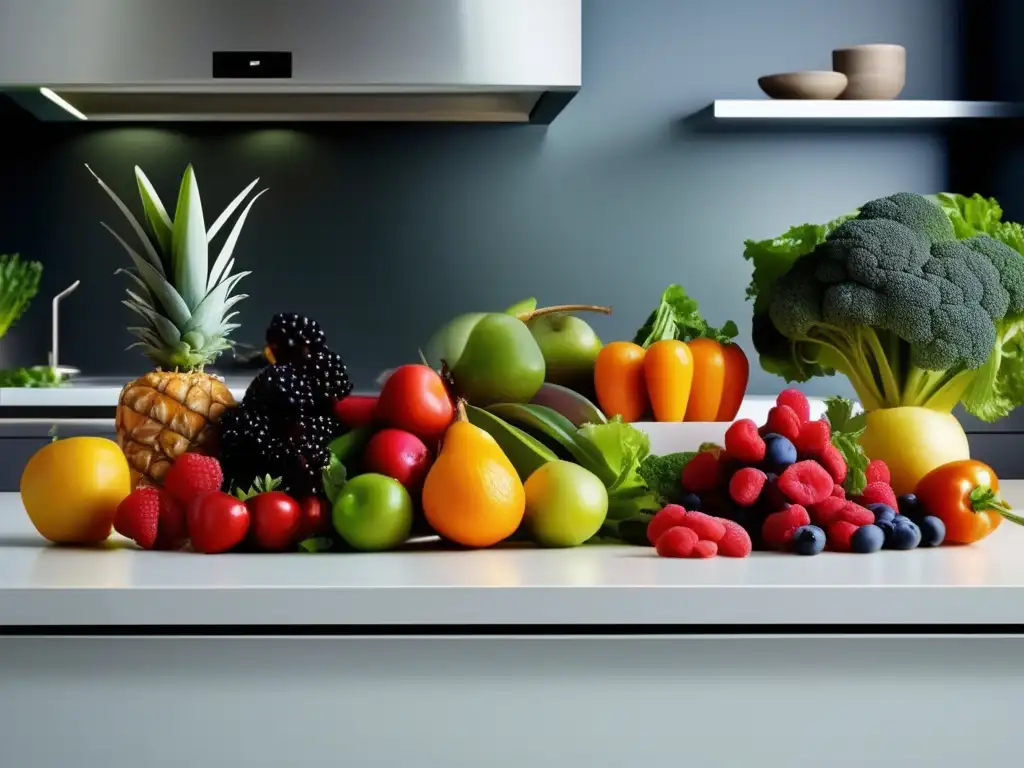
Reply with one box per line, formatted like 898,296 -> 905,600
0,376 -> 254,407
3,483 -> 1024,628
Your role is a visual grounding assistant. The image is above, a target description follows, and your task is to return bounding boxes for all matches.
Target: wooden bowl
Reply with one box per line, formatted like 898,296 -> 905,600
758,71 -> 849,100
832,44 -> 906,99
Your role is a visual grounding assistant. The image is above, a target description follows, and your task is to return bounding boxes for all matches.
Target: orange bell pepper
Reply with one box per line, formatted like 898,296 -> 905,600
914,459 -> 1024,544
684,338 -> 726,422
715,342 -> 749,421
643,340 -> 694,422
594,341 -> 649,422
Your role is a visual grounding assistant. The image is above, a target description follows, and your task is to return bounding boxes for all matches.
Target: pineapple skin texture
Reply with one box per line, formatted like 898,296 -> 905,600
116,370 -> 236,489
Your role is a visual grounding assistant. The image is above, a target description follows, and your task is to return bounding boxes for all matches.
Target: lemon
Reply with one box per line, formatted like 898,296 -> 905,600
21,437 -> 132,545
859,407 -> 970,496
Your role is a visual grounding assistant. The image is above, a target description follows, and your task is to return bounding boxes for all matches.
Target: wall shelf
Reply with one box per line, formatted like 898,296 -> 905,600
712,100 -> 1018,120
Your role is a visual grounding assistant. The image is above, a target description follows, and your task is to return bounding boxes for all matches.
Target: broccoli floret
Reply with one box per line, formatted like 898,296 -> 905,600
961,234 -> 1024,314
858,192 -> 956,244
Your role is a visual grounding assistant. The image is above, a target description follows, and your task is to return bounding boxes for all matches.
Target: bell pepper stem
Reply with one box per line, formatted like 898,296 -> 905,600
970,485 -> 1024,526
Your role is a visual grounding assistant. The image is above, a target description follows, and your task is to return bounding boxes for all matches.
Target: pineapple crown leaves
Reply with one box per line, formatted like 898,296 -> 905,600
86,163 -> 268,370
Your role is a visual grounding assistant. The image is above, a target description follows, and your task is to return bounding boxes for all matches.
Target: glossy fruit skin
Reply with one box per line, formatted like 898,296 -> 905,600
332,473 -> 413,551
423,312 -> 487,371
523,460 -> 609,547
363,428 -> 433,492
333,395 -> 378,429
715,343 -> 749,422
914,459 -> 1005,544
248,491 -> 302,551
21,437 -> 132,545
683,338 -> 726,422
594,341 -> 649,422
376,365 -> 454,445
859,407 -> 971,495
527,314 -> 603,392
187,492 -> 250,554
297,496 -> 331,539
644,339 -> 694,422
422,419 -> 525,547
451,313 -> 547,406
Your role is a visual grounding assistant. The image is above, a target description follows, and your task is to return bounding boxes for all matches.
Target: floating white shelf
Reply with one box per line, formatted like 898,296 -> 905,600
713,99 -> 1017,120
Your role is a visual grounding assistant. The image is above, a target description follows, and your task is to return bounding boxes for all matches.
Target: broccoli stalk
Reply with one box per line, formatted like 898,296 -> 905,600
746,192 -> 1024,421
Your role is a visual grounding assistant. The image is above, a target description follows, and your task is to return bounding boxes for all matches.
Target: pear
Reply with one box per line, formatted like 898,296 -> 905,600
452,313 -> 546,405
527,313 -> 604,392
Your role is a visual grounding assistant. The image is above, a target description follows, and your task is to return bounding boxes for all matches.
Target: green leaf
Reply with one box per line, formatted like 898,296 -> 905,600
134,166 -> 173,263
824,396 -> 866,436
298,536 -> 335,553
170,164 -> 209,310
185,271 -> 250,335
633,284 -> 708,347
321,453 -> 348,505
86,164 -> 166,276
327,426 -> 375,468
105,226 -> 191,328
207,177 -> 261,243
0,254 -> 41,338
207,188 -> 267,292
122,296 -> 181,347
834,433 -> 869,496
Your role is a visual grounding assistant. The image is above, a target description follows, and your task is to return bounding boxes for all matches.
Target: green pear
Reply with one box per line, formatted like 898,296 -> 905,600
422,312 -> 486,371
451,313 -> 546,405
527,313 -> 603,392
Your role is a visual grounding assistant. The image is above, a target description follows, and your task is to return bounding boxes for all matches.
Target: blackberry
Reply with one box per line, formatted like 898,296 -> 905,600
300,349 -> 353,408
266,313 -> 327,364
278,436 -> 332,497
243,363 -> 314,417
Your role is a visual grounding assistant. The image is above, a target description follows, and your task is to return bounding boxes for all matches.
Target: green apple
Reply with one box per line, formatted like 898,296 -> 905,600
527,313 -> 603,392
523,460 -> 609,547
332,473 -> 413,551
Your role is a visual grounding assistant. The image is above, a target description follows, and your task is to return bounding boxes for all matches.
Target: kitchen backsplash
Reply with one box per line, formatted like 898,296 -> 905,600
0,0 -> 972,395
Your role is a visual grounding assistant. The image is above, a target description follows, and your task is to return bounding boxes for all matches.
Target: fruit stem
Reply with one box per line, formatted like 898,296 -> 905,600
455,398 -> 468,423
517,304 -> 613,322
970,485 -> 1024,525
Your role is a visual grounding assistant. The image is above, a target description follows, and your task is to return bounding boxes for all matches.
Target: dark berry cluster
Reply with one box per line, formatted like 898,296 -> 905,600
219,314 -> 353,497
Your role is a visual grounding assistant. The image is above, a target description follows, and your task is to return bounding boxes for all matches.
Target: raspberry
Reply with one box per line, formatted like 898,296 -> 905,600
762,472 -> 788,510
648,504 -> 689,546
655,526 -> 699,558
855,481 -> 899,511
114,489 -> 163,549
831,483 -> 846,499
762,504 -> 811,550
691,540 -> 718,558
778,460 -> 834,505
818,444 -> 848,485
809,496 -> 846,527
716,518 -> 752,558
838,501 -> 875,527
865,459 -> 891,485
794,419 -> 831,457
729,467 -> 767,507
677,510 -> 727,542
163,453 -> 224,507
724,419 -> 766,464
763,405 -> 801,442
681,451 -> 723,493
777,389 -> 810,423
827,521 -> 859,552
154,494 -> 188,550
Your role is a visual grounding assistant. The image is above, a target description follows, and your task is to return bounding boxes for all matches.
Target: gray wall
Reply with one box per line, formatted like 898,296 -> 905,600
0,0 -> 962,396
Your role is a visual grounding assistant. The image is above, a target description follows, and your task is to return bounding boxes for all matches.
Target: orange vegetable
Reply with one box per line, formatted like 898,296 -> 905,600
914,459 -> 1024,544
594,341 -> 649,422
684,338 -> 726,422
716,342 -> 750,421
643,340 -> 694,422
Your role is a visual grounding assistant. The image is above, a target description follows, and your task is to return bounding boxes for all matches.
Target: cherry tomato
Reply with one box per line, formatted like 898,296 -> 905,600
187,492 -> 250,554
375,365 -> 454,445
247,491 -> 302,551
914,459 -> 1024,544
297,496 -> 331,539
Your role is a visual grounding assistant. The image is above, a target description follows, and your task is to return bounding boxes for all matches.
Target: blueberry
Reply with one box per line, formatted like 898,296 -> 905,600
889,519 -> 922,550
679,491 -> 702,511
877,519 -> 897,544
763,434 -> 797,470
792,525 -> 826,556
897,493 -> 922,520
850,524 -> 885,554
867,503 -> 896,524
917,515 -> 946,547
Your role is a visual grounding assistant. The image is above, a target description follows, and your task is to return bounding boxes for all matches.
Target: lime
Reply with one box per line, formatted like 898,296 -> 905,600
332,473 -> 413,551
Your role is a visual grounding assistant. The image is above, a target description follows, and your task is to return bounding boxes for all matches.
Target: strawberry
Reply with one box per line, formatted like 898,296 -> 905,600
114,489 -> 163,549
163,453 -> 224,507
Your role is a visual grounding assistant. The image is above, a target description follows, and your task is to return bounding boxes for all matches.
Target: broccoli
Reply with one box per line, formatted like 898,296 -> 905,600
747,191 -> 1024,419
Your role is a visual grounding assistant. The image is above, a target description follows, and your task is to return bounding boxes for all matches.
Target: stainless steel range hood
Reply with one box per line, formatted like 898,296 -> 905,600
0,0 -> 581,124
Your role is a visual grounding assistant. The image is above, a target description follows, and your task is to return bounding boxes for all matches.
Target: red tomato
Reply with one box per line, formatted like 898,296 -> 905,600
375,365 -> 454,445
247,491 -> 302,551
363,428 -> 433,492
187,492 -> 250,554
297,496 -> 331,539
914,459 -> 1024,544
334,395 -> 378,429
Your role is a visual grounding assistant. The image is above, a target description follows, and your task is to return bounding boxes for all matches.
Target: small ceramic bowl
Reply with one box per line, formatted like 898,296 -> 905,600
757,71 -> 849,100
832,44 -> 906,100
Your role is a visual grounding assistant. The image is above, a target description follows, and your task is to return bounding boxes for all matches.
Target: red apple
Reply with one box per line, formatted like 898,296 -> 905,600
375,365 -> 453,444
362,428 -> 433,492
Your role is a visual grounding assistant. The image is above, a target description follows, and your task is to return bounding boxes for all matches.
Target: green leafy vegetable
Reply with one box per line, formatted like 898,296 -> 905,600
823,396 -> 870,495
0,254 -> 42,340
321,453 -> 348,505
298,537 -> 335,553
632,284 -> 738,348
638,451 -> 696,505
0,366 -> 67,388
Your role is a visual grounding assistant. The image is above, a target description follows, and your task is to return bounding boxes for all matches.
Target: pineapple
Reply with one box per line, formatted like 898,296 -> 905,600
87,163 -> 266,488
